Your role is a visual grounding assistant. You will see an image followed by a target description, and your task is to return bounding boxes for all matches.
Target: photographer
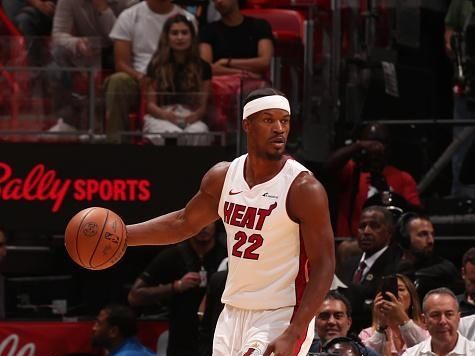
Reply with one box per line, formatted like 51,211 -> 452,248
326,123 -> 421,240
445,0 -> 475,198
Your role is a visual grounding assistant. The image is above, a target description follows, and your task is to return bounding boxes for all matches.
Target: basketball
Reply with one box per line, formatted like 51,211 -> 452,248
64,207 -> 127,270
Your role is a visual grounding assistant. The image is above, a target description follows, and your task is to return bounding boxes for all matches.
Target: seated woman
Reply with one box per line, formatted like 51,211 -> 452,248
359,274 -> 429,356
143,14 -> 211,146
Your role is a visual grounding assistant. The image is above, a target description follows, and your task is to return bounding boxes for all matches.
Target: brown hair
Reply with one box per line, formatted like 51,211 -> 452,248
146,15 -> 202,102
397,274 -> 422,324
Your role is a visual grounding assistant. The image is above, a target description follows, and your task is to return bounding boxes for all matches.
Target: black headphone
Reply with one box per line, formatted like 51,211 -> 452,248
395,212 -> 420,249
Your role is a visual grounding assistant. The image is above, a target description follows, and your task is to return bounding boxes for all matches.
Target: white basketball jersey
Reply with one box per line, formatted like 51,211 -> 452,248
218,154 -> 310,310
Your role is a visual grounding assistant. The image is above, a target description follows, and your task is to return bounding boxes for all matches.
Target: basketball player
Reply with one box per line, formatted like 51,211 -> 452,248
127,87 -> 335,355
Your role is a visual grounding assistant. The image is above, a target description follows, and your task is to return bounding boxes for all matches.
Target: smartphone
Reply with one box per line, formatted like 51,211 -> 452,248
379,275 -> 398,301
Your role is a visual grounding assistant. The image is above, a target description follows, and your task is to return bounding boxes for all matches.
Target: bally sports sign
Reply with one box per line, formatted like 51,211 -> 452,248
0,162 -> 151,212
0,143 -> 229,233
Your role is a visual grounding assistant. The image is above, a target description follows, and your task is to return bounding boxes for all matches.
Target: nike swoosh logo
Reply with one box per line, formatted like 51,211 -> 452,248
229,190 -> 243,195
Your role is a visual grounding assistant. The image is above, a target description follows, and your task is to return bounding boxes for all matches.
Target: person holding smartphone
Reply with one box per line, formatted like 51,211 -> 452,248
359,274 -> 429,356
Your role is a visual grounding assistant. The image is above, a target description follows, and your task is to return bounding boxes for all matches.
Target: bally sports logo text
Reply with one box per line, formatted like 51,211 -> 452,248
0,162 -> 151,212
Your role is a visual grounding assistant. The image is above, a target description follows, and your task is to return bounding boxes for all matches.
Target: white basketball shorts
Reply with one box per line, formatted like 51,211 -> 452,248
212,304 -> 314,356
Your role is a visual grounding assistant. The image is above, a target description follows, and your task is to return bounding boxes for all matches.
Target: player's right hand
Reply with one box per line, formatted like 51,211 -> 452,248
178,272 -> 201,292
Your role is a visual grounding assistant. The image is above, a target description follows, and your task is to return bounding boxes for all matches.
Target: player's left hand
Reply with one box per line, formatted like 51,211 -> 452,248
263,332 -> 298,356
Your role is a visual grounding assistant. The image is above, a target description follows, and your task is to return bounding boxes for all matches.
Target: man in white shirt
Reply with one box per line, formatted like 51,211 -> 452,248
104,0 -> 195,143
403,287 -> 475,355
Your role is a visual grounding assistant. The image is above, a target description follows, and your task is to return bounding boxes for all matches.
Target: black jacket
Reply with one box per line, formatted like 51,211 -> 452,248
338,243 -> 402,332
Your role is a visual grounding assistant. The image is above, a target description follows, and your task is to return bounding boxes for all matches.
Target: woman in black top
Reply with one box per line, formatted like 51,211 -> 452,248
144,14 -> 211,145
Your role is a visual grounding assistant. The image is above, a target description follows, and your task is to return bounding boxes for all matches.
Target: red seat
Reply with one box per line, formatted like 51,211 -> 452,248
0,7 -> 21,36
241,8 -> 306,46
245,0 -> 331,11
0,8 -> 31,130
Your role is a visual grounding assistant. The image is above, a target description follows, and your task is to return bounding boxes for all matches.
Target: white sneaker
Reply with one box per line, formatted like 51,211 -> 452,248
47,118 -> 77,132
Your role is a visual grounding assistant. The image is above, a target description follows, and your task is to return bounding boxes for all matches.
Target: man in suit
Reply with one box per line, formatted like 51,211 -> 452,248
337,205 -> 402,332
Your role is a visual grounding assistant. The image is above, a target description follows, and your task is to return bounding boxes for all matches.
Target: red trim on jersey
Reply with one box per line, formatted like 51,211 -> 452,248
243,348 -> 255,355
290,232 -> 309,355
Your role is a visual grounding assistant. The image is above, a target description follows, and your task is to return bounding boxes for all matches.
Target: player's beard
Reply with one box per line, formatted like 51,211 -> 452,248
256,147 -> 284,161
265,151 -> 284,161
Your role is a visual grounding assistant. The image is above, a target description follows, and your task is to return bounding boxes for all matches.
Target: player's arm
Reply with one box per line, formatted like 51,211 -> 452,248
265,173 -> 335,355
126,162 -> 229,246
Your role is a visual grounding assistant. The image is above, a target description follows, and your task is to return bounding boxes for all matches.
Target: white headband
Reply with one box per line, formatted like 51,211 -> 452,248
242,95 -> 290,120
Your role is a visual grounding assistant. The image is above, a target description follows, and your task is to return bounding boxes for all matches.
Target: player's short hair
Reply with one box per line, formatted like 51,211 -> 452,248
243,87 -> 287,107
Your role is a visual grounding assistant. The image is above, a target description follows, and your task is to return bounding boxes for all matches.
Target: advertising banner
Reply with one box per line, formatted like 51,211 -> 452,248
0,143 -> 230,234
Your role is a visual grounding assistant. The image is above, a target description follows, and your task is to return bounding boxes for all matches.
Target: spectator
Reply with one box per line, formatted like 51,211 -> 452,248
198,269 -> 227,356
128,222 -> 226,356
199,0 -> 273,77
1,0 -> 55,36
326,123 -> 421,239
0,229 -> 7,320
395,212 -> 460,300
91,304 -> 154,356
45,0 -> 138,134
309,290 -> 378,356
457,247 -> 475,317
359,274 -> 429,355
337,206 -> 402,332
444,0 -> 475,198
143,14 -> 211,146
105,0 -> 196,143
198,0 -> 274,132
51,0 -> 138,69
402,288 -> 475,355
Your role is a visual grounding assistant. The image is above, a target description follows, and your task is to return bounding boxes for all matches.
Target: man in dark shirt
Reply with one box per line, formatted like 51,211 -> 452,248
128,222 -> 226,356
91,304 -> 154,356
457,247 -> 475,317
395,212 -> 461,300
199,0 -> 274,77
